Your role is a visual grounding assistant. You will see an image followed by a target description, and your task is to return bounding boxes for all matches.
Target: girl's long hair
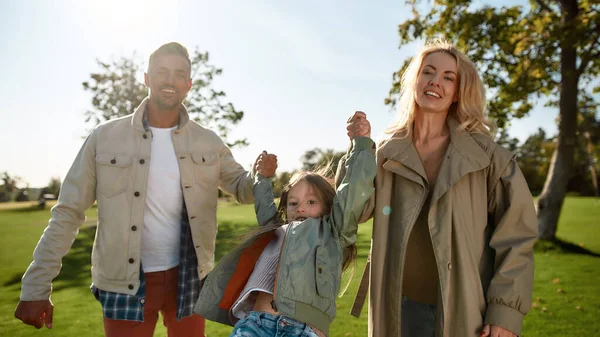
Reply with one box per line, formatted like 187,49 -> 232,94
386,37 -> 495,138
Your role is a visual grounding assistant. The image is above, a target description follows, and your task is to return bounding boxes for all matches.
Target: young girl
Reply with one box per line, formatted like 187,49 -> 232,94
193,132 -> 375,337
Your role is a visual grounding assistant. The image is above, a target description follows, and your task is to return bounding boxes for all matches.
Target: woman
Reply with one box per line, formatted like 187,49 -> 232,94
346,39 -> 538,337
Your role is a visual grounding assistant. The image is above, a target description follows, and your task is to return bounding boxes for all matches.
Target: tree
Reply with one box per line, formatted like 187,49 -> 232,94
82,49 -> 247,148
578,103 -> 600,196
516,128 -> 554,195
273,171 -> 294,197
0,172 -> 20,202
388,0 -> 600,241
495,128 -> 520,153
300,148 -> 346,176
45,177 -> 61,198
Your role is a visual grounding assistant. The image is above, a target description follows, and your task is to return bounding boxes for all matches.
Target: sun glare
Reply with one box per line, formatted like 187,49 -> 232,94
78,0 -> 172,44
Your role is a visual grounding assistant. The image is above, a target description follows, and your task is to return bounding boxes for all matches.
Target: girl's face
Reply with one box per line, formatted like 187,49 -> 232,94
285,180 -> 325,222
414,51 -> 459,114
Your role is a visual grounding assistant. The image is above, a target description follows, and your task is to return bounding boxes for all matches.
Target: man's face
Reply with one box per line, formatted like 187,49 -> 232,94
144,53 -> 192,110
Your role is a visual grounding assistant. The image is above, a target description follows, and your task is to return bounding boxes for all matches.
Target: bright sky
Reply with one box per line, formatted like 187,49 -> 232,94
0,0 -> 556,188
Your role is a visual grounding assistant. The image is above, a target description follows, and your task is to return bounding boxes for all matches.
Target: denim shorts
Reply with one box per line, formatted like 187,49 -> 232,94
401,296 -> 437,337
229,311 -> 319,337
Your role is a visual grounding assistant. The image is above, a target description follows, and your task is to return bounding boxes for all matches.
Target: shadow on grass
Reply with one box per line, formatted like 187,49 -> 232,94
4,273 -> 23,287
3,226 -> 96,289
11,206 -> 49,213
0,206 -> 49,215
534,238 -> 600,257
214,221 -> 250,262
5,217 -> 366,288
0,203 -> 97,215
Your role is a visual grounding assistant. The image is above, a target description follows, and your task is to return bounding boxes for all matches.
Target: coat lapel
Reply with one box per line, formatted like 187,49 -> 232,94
378,118 -> 491,203
379,134 -> 427,186
431,117 -> 490,203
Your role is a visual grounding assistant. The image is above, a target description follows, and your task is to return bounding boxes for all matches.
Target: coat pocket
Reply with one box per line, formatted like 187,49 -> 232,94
315,246 -> 333,298
192,152 -> 219,189
95,154 -> 132,197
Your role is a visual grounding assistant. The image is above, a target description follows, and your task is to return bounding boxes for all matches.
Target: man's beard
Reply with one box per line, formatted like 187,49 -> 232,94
152,94 -> 182,110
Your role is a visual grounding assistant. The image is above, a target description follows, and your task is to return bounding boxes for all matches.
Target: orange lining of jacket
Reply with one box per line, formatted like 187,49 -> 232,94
218,231 -> 277,310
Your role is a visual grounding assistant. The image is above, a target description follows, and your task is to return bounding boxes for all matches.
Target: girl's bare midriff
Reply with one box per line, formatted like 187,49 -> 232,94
253,291 -> 279,315
253,291 -> 327,337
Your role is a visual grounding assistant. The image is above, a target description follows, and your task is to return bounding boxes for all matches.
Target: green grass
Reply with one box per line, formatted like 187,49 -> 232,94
0,197 -> 598,336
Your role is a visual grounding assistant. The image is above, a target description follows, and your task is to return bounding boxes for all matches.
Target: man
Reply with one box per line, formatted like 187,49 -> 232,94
15,42 -> 278,337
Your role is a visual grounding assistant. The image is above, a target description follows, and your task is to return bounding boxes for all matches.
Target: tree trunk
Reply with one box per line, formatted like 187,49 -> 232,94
537,0 -> 580,241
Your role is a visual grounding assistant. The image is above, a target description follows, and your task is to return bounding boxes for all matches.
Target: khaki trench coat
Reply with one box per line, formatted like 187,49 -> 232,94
353,117 -> 538,337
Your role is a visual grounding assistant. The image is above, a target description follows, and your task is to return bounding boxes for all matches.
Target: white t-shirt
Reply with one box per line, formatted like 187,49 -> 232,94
141,126 -> 183,272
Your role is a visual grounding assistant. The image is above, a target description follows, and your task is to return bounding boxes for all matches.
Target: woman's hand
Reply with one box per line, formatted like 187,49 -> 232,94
346,111 -> 371,140
481,324 -> 516,337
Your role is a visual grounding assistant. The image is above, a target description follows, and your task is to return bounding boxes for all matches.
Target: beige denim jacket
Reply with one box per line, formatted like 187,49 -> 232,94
20,98 -> 254,301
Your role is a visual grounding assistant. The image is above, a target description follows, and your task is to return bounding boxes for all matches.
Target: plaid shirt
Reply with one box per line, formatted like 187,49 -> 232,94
91,206 -> 200,321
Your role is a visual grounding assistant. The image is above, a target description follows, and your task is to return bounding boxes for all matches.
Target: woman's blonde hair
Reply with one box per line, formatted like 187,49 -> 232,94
385,37 -> 495,137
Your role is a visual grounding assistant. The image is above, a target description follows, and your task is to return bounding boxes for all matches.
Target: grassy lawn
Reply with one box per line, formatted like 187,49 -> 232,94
0,197 -> 598,336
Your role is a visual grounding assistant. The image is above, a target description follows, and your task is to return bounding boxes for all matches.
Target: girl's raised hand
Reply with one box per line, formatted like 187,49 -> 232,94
346,111 -> 371,140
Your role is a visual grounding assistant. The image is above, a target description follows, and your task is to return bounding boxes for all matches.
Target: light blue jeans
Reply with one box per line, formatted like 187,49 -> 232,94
401,296 -> 437,337
229,311 -> 319,337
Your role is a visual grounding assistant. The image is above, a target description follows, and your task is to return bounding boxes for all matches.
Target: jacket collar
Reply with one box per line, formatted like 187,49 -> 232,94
379,116 -> 490,194
131,97 -> 191,132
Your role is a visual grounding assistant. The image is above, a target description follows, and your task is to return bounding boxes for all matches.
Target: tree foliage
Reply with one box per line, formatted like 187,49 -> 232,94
516,128 -> 555,195
45,177 -> 62,198
0,172 -> 23,202
300,148 -> 346,176
82,48 -> 247,148
387,0 -> 599,128
273,171 -> 294,198
389,0 -> 600,240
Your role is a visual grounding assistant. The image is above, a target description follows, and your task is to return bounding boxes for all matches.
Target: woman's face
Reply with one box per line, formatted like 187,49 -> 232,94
415,51 -> 459,115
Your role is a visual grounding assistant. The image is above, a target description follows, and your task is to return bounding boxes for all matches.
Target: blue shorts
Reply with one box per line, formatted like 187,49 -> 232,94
229,311 -> 319,337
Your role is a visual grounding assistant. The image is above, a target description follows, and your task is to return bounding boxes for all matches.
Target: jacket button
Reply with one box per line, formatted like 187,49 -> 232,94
318,267 -> 323,274
129,258 -> 135,264
128,284 -> 134,290
131,226 -> 137,231
139,159 -> 145,164
447,263 -> 452,270
110,158 -> 116,164
143,134 -> 148,139
134,192 -> 140,197
140,298 -> 145,304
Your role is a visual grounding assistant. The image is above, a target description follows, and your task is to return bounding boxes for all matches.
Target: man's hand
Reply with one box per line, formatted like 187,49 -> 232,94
254,151 -> 278,178
346,111 -> 371,140
481,324 -> 516,337
15,300 -> 54,329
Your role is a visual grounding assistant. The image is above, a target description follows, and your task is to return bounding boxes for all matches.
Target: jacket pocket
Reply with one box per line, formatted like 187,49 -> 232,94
315,246 -> 333,298
96,154 -> 132,197
192,152 -> 218,189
